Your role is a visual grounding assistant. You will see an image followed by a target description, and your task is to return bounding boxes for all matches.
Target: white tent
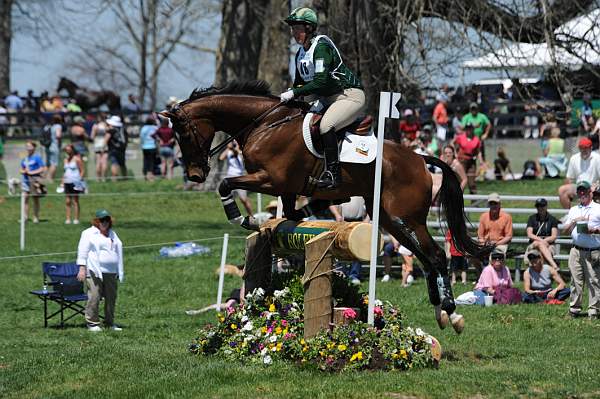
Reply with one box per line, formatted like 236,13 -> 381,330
463,9 -> 600,70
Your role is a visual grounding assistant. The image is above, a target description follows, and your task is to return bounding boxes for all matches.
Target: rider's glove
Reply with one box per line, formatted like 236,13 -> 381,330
280,90 -> 294,102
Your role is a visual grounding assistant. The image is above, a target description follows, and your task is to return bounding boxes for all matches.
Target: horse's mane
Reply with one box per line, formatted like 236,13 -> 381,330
185,80 -> 276,103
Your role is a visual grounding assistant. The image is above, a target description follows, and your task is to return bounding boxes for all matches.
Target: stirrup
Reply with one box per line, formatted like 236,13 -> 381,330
315,170 -> 339,189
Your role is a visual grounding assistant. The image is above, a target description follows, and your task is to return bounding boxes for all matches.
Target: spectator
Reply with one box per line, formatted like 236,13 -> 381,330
451,106 -> 464,138
20,141 -> 46,223
70,116 -> 89,160
156,117 -> 175,179
76,209 -> 124,331
477,192 -> 513,258
431,145 -> 468,200
522,249 -> 570,304
432,93 -> 449,142
40,92 -> 54,112
4,90 -> 23,136
473,250 -> 513,305
581,94 -> 593,132
66,98 -> 82,113
381,236 -> 414,287
0,100 -> 6,173
25,89 -> 38,112
61,144 -> 85,225
91,114 -> 109,182
454,123 -> 483,194
563,180 -> 600,319
418,126 -> 440,157
461,102 -> 491,160
525,198 -> 560,270
46,114 -> 63,181
123,94 -> 141,114
140,116 -> 158,181
330,196 -> 367,285
106,115 -> 128,181
538,127 -> 566,178
446,229 -> 467,285
493,147 -> 515,180
218,141 -> 252,214
538,112 -> 558,140
558,137 -> 600,209
398,109 -> 420,143
523,101 -> 539,139
51,95 -> 65,112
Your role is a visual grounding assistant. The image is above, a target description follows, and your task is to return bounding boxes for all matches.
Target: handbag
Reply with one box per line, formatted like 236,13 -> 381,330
493,286 -> 522,305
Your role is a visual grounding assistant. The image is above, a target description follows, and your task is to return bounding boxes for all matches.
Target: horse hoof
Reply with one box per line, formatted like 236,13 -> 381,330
449,313 -> 465,334
435,306 -> 449,329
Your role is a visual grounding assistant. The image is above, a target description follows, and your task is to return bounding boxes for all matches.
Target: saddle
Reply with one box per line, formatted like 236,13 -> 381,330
309,114 -> 373,152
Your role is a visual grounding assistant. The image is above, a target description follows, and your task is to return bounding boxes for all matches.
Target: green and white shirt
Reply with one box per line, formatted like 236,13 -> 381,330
292,35 -> 362,98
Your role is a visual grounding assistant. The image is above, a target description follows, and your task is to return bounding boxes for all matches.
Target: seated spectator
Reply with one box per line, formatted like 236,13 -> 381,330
398,109 -> 420,143
381,235 -> 414,287
431,145 -> 467,201
522,250 -> 570,304
477,192 -> 513,258
525,198 -> 560,270
473,250 -> 513,304
493,146 -> 515,180
558,137 -> 600,209
538,127 -> 566,178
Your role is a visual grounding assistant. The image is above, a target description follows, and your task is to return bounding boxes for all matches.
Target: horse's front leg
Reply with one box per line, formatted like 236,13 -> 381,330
218,172 -> 274,231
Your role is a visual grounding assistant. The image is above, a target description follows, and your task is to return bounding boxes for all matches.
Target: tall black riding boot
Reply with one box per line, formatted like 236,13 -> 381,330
316,129 -> 341,189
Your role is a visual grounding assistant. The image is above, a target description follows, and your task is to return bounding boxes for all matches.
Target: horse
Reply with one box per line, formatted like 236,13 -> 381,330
160,80 -> 492,334
57,77 -> 121,112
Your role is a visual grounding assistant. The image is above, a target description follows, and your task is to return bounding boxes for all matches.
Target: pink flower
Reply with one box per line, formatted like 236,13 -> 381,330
374,307 -> 383,316
281,319 -> 288,327
343,308 -> 357,320
226,306 -> 235,315
267,327 -> 273,334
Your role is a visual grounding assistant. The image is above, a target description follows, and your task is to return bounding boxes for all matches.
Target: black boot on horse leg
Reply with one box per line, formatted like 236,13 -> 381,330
316,129 -> 341,189
426,272 -> 464,333
218,179 -> 259,231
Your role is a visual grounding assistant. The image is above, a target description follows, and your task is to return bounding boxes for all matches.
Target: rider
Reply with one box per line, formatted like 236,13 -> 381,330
281,7 -> 365,189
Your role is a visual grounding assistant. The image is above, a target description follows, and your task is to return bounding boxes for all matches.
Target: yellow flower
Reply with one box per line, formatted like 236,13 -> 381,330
392,353 -> 398,359
276,343 -> 283,351
242,341 -> 247,348
400,349 -> 407,359
338,344 -> 347,352
217,313 -> 225,322
363,297 -> 369,305
350,351 -> 363,362
230,324 -> 237,330
283,328 -> 288,335
261,326 -> 268,333
275,327 -> 283,335
319,350 -> 325,357
300,339 -> 306,345
303,346 -> 308,352
269,304 -> 276,312
327,343 -> 334,350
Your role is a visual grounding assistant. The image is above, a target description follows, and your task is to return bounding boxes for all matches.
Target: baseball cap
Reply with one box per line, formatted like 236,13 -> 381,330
490,249 -> 505,260
578,137 -> 593,148
95,209 -> 111,219
527,249 -> 542,260
577,180 -> 591,190
534,198 -> 548,207
469,102 -> 478,109
403,109 -> 413,116
464,122 -> 474,129
487,192 -> 501,204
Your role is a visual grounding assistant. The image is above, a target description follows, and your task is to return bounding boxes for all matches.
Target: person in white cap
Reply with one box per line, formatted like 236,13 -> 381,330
105,115 -> 128,181
398,108 -> 420,144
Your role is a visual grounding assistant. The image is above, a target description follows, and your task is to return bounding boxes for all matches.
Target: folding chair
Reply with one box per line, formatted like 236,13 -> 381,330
29,262 -> 93,328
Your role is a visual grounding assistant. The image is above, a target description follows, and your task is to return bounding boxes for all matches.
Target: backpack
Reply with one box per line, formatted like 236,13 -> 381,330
522,160 -> 537,180
493,287 -> 522,305
109,127 -> 126,150
39,125 -> 52,147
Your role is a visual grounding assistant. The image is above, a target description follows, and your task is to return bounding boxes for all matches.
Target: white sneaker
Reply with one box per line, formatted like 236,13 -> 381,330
65,219 -> 71,224
406,275 -> 414,285
110,325 -> 123,331
381,274 -> 390,282
88,325 -> 102,332
33,217 -> 39,224
350,278 -> 361,285
73,219 -> 80,225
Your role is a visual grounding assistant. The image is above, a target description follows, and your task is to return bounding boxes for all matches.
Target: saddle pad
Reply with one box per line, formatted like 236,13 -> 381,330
302,113 -> 376,164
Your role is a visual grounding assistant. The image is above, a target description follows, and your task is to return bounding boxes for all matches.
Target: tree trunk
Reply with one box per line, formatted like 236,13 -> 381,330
257,0 -> 291,93
0,0 -> 12,96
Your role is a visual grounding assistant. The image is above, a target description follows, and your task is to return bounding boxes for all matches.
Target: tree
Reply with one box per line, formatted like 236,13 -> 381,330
0,0 -> 13,96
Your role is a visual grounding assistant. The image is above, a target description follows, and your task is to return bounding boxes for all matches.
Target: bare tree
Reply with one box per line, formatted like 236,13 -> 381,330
0,0 -> 13,96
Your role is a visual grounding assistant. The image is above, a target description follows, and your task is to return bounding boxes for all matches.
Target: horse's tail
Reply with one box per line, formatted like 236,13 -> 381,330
423,155 -> 493,259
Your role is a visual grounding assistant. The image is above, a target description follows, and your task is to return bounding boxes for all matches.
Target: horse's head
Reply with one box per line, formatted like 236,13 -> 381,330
160,101 -> 214,183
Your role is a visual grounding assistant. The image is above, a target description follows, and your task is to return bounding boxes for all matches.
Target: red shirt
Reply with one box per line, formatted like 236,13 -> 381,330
454,133 -> 481,161
445,230 -> 463,257
156,127 -> 175,148
399,120 -> 420,141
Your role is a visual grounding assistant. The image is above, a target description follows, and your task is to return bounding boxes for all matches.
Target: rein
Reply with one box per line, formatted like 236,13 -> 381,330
207,101 -> 284,158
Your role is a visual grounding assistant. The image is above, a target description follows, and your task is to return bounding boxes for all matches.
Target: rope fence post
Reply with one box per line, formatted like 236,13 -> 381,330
257,193 -> 262,212
20,190 -> 25,251
216,233 -> 229,310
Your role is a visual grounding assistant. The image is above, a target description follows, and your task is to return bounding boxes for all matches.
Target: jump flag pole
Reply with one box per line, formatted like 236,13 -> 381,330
367,91 -> 401,325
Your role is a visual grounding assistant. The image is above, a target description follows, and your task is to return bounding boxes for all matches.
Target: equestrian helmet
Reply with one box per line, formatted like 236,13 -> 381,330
284,7 -> 318,27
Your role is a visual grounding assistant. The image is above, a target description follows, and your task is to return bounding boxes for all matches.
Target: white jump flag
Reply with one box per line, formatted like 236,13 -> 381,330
367,91 -> 401,325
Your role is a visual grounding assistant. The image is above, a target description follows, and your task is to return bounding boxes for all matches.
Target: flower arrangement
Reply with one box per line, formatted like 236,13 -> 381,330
190,273 -> 436,371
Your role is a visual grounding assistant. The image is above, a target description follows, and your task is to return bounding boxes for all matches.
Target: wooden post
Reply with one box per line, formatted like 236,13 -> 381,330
243,231 -> 273,295
303,232 -> 335,339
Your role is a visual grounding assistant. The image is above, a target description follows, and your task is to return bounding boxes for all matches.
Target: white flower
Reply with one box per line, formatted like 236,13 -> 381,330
271,346 -> 277,352
424,335 -> 433,345
260,348 -> 268,356
224,349 -> 232,355
374,299 -> 383,307
274,287 -> 289,299
241,315 -> 248,323
263,355 -> 272,365
269,335 -> 277,343
255,288 -> 265,299
415,328 -> 424,336
243,335 -> 255,342
242,321 -> 253,331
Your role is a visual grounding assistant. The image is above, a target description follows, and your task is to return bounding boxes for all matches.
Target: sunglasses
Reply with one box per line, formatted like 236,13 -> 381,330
491,255 -> 504,261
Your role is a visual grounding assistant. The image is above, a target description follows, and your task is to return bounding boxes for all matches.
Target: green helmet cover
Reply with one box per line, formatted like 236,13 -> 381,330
285,7 -> 318,27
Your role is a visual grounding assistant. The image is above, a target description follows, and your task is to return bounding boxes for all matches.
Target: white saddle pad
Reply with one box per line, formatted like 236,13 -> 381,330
302,113 -> 376,164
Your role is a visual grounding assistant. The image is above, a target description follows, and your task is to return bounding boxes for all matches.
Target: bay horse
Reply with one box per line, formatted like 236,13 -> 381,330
57,77 -> 121,112
160,81 -> 492,334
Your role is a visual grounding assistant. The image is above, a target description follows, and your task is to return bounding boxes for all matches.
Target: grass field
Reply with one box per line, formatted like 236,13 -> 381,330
1,177 -> 600,399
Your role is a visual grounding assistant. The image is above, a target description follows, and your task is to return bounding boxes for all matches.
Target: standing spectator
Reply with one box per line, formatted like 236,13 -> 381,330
40,92 -> 54,112
20,141 -> 46,223
61,144 -> 84,225
432,93 -> 449,142
70,116 -> 89,160
562,180 -> 600,319
66,98 -> 82,113
446,229 -> 468,285
106,115 -> 128,181
123,94 -> 140,114
522,250 -> 570,304
0,100 -> 6,179
473,250 -> 513,305
525,198 -> 560,270
381,235 -> 414,287
25,90 -> 38,111
51,95 -> 65,112
454,123 -> 483,194
156,117 -> 175,179
558,137 -> 600,209
76,209 -> 124,331
523,101 -> 539,139
451,106 -> 464,138
4,90 -> 23,136
398,109 -> 420,143
330,196 -> 367,285
477,193 -> 513,259
91,114 -> 109,182
140,116 -> 158,181
46,114 -> 63,181
218,141 -> 252,214
461,102 -> 491,160
581,94 -> 593,133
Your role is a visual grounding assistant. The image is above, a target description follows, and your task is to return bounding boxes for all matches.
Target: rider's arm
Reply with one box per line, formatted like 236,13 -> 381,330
292,42 -> 335,97
292,51 -> 305,89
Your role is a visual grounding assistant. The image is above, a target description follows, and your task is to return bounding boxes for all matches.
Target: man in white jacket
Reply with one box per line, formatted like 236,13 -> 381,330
76,209 -> 124,332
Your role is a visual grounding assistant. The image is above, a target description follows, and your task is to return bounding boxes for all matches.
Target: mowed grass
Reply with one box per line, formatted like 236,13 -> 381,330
1,178 -> 600,399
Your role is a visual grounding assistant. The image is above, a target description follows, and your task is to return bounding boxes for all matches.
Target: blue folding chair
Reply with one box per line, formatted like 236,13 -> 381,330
30,262 -> 92,328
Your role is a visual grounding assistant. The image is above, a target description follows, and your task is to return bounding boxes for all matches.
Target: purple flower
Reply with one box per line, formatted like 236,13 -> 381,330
229,341 -> 237,347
